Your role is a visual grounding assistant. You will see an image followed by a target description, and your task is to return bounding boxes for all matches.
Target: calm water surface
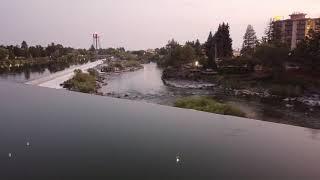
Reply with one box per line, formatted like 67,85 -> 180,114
1,82 -> 320,179
0,63 -> 91,83
0,69 -> 52,83
102,63 -> 167,95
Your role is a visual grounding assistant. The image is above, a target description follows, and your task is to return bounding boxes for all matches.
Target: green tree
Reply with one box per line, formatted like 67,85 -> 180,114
180,44 -> 196,64
46,43 -> 65,58
157,47 -> 167,55
166,39 -> 180,50
205,31 -> 217,69
241,25 -> 258,56
117,47 -> 126,52
254,43 -> 289,76
13,46 -> 23,57
0,48 -> 9,60
194,39 -> 202,57
221,23 -> 233,58
185,41 -> 195,47
21,41 -> 30,58
263,19 -> 274,43
162,40 -> 196,67
6,46 -> 15,59
214,23 -> 233,58
21,41 -> 28,50
29,45 -> 45,58
293,30 -> 320,72
78,49 -> 88,55
263,19 -> 282,44
89,45 -> 96,52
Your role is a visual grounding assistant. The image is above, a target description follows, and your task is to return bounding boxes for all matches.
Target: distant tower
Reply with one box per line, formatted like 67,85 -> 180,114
92,33 -> 101,50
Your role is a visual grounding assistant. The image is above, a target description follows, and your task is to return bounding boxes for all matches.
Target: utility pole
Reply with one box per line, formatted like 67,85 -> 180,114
92,33 -> 102,58
92,33 -> 100,50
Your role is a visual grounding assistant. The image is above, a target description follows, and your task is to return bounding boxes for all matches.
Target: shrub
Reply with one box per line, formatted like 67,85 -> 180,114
0,48 -> 9,60
62,69 -> 98,93
87,68 -> 99,77
174,96 -> 246,117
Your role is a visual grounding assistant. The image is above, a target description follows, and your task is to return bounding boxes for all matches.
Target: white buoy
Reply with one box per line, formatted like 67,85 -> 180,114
26,142 -> 30,146
8,153 -> 12,158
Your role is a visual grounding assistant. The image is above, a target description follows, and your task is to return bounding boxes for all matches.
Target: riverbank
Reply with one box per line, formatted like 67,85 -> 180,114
174,96 -> 246,117
162,67 -> 320,108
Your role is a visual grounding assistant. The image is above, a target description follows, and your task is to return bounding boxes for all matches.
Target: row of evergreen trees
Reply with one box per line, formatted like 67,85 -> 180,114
159,22 -> 233,69
240,19 -> 286,57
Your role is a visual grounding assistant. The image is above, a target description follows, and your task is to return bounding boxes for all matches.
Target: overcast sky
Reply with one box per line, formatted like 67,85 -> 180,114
1,0 -> 319,50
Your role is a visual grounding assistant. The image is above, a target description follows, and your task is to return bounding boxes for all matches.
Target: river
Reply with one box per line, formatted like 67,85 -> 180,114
101,63 -> 320,129
100,63 -> 215,105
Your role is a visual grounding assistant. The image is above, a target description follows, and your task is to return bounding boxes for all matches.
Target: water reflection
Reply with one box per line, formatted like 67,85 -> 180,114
102,63 -> 167,95
0,63 -> 85,83
0,69 -> 50,83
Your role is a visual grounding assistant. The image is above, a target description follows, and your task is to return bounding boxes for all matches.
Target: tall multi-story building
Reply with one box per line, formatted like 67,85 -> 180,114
273,13 -> 320,49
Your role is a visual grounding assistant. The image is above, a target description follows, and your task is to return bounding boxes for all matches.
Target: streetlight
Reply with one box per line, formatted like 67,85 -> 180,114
195,61 -> 199,67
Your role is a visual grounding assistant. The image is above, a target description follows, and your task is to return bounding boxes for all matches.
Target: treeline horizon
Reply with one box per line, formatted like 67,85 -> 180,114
155,19 -> 320,74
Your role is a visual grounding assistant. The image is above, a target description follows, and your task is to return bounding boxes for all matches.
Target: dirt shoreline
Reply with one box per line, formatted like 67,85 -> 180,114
162,67 -> 320,108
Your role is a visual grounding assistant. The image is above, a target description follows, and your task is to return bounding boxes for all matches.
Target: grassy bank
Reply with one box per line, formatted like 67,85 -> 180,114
62,69 -> 99,93
174,96 -> 246,117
